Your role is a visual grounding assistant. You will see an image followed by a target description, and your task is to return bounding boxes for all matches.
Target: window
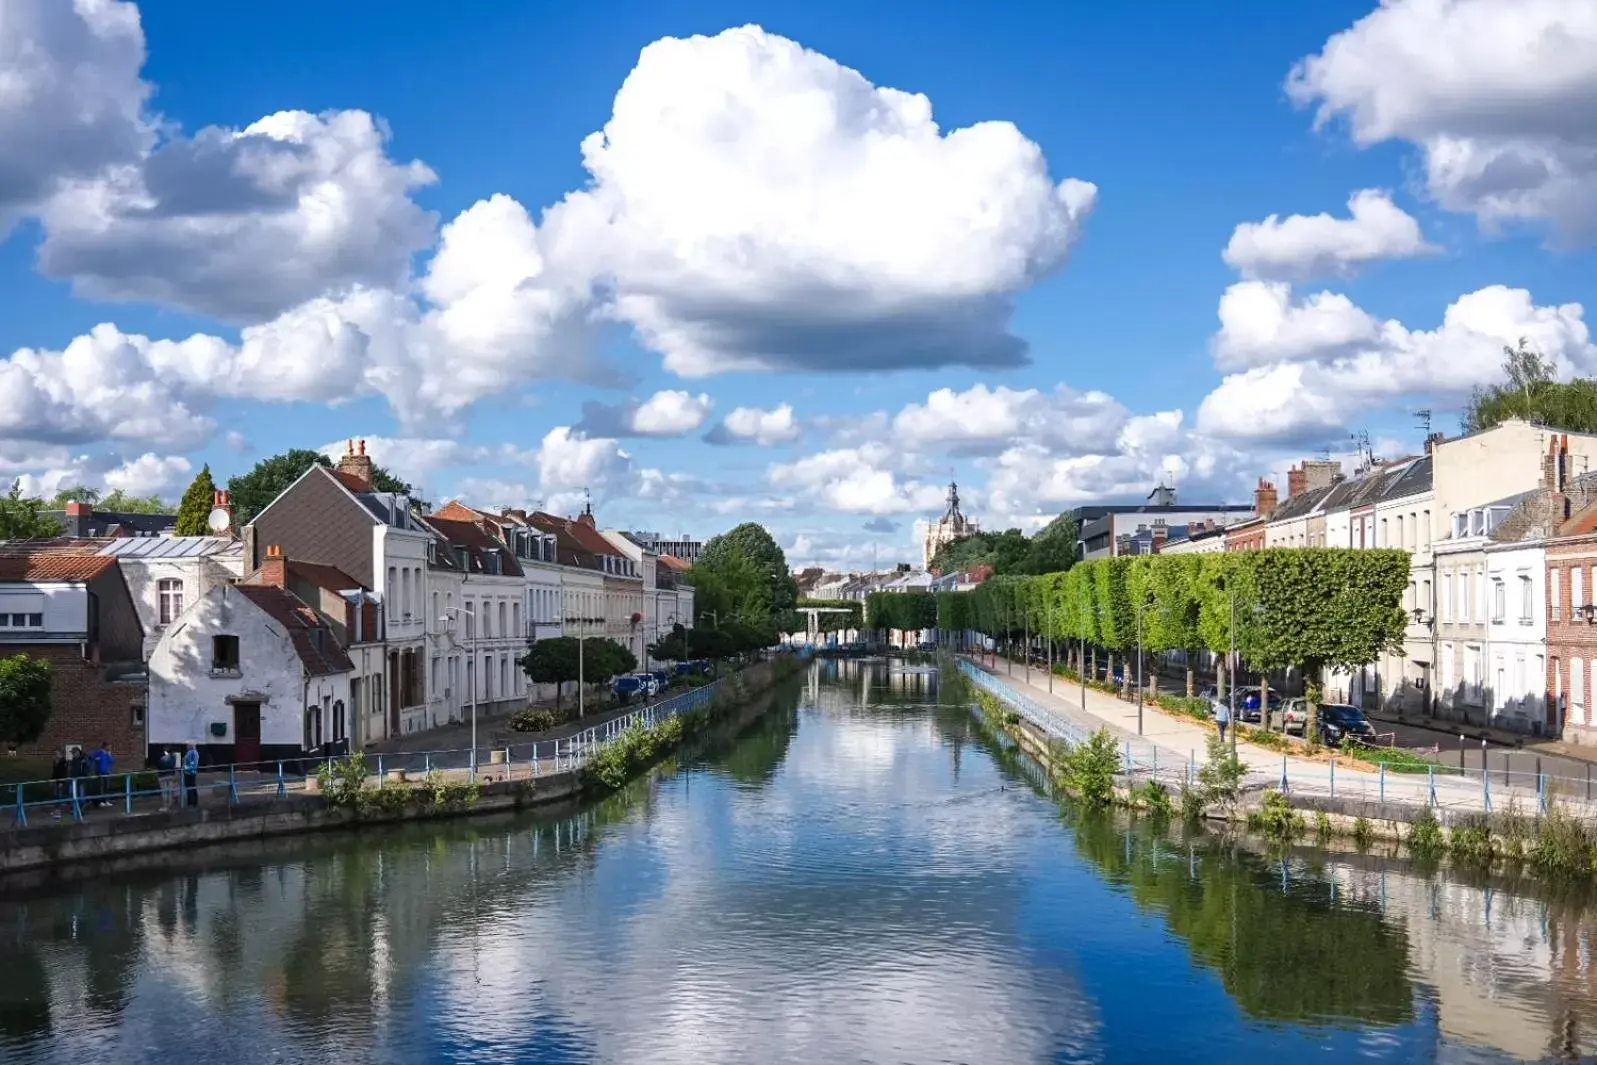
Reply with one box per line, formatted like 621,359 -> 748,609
431,656 -> 440,696
1577,568 -> 1586,613
1520,575 -> 1534,622
499,654 -> 508,697
131,703 -> 145,728
1554,568 -> 1563,621
157,578 -> 184,625
498,601 -> 507,637
1395,515 -> 1404,549
1574,657 -> 1587,726
483,654 -> 493,700
1492,579 -> 1506,623
0,613 -> 43,629
1422,509 -> 1431,548
513,602 -> 521,636
465,602 -> 475,638
432,592 -> 439,628
388,566 -> 397,608
212,634 -> 240,672
1380,518 -> 1388,546
1442,573 -> 1453,621
1422,579 -> 1432,619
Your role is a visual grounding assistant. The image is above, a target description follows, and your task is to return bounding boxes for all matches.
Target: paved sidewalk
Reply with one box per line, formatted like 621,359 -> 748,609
965,656 -> 1592,818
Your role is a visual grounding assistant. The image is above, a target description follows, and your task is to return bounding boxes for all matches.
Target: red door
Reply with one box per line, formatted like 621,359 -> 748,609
234,702 -> 261,768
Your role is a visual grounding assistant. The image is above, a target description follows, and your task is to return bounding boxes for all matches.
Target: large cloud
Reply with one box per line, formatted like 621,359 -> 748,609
1222,189 -> 1437,280
1288,0 -> 1597,241
575,390 -> 713,437
766,444 -> 946,516
538,24 -> 1097,377
703,404 -> 801,446
37,109 -> 439,319
890,383 -> 1130,456
1198,284 -> 1597,443
0,0 -> 151,218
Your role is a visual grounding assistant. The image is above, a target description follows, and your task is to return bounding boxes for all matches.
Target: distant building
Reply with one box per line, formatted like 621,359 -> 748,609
42,500 -> 176,538
1064,483 -> 1255,561
922,482 -> 979,570
624,531 -> 703,565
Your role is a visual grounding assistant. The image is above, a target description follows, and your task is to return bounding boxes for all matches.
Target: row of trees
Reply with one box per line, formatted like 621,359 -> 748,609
951,549 -> 1413,736
864,591 -> 938,636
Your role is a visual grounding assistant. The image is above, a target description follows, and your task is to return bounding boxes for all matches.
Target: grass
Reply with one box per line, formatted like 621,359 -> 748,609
1339,742 -> 1453,774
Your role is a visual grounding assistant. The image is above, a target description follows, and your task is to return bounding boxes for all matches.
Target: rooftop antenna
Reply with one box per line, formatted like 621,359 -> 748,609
1415,408 -> 1432,438
1350,429 -> 1375,473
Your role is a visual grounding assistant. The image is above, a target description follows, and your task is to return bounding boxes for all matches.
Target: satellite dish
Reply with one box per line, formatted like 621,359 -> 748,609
207,507 -> 231,533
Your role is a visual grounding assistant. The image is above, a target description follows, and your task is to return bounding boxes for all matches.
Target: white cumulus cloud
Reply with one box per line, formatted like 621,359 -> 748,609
704,403 -> 802,446
1212,281 -> 1384,371
766,444 -> 946,515
576,390 -> 713,437
1288,0 -> 1597,242
890,383 -> 1130,456
1222,189 -> 1437,280
102,452 -> 191,497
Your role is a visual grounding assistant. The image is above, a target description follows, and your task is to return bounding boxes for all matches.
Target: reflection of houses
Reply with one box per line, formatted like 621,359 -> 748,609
0,553 -> 145,759
148,547 -> 353,763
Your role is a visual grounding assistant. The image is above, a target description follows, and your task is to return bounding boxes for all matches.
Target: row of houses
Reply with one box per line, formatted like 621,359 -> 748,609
0,442 -> 695,767
1156,418 -> 1597,743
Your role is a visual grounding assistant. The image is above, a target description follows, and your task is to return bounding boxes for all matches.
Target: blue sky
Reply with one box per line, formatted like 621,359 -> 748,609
2,0 -> 1594,568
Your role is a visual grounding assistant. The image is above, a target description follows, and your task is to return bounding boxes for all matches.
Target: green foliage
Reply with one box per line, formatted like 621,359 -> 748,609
1242,549 -> 1411,678
1315,809 -> 1333,843
928,517 -> 1078,576
1407,807 -> 1445,858
1198,733 -> 1246,804
419,770 -> 480,809
1248,790 -> 1303,839
316,753 -> 372,808
1056,727 -> 1121,807
1091,557 -> 1135,652
48,485 -> 99,506
174,464 -> 219,535
1352,816 -> 1374,849
583,715 -> 688,792
1531,806 -> 1596,876
694,522 -> 798,624
1136,779 -> 1173,818
936,590 -> 973,633
0,481 -> 62,540
521,637 -> 637,708
1180,785 -> 1207,824
1463,339 -> 1597,435
1449,816 -> 1495,865
0,654 -> 52,747
865,591 -> 938,634
509,705 -> 576,733
97,489 -> 171,514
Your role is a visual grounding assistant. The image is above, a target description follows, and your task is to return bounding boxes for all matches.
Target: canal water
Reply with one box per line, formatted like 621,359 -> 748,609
5,659 -> 1597,1064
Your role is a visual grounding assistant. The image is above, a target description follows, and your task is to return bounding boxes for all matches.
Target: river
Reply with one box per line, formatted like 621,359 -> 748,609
5,658 -> 1597,1064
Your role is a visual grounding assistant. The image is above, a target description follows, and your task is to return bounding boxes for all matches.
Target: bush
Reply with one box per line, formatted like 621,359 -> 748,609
1532,806 -> 1596,876
419,770 -> 480,810
358,780 -> 415,816
1495,797 -> 1532,861
510,706 -> 575,733
1408,807 -> 1445,858
1057,728 -> 1121,808
1449,815 -> 1495,865
1136,779 -> 1172,818
1315,809 -> 1333,843
316,753 -> 371,809
1352,816 -> 1373,850
1180,785 -> 1207,824
1198,734 -> 1246,804
1248,789 -> 1302,839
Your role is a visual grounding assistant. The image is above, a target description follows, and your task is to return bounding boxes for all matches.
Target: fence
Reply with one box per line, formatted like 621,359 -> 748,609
5,677 -> 728,830
958,659 -> 1597,820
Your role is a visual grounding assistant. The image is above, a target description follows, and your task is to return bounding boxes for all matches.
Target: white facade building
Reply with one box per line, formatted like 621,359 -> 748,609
97,535 -> 245,659
1485,542 -> 1548,727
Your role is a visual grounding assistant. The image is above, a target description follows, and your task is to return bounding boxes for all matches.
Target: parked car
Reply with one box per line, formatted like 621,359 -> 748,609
1318,704 -> 1378,747
1231,687 -> 1282,724
613,675 -> 644,698
1281,697 -> 1307,735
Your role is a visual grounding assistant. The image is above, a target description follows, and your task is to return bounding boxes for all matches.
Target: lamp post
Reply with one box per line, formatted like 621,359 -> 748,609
440,607 -> 477,776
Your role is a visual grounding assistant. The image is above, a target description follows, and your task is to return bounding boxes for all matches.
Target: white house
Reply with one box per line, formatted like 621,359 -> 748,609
1485,541 -> 1548,728
97,533 -> 245,659
419,513 -> 529,720
148,578 -> 352,766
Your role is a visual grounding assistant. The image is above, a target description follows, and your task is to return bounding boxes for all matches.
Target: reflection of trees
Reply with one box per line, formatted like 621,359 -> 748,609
1072,815 -> 1414,1027
0,940 -> 51,1044
717,702 -> 799,786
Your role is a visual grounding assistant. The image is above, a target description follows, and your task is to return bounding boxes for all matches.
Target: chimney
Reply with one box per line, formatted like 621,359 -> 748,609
210,489 -> 234,536
1424,431 -> 1446,455
1543,433 -> 1570,491
1253,478 -> 1279,519
64,500 -> 93,537
336,438 -> 375,490
1286,465 -> 1305,498
1151,525 -> 1169,553
258,544 -> 287,589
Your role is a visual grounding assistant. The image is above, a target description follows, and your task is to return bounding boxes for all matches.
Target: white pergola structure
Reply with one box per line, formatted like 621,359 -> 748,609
797,606 -> 855,645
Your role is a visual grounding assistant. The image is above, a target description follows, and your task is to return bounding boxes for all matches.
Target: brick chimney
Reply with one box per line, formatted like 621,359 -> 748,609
1151,524 -> 1169,553
210,489 -> 234,536
336,438 -> 375,490
1542,433 -> 1570,491
64,500 -> 93,537
258,544 -> 287,588
1424,431 -> 1446,455
1253,478 -> 1279,518
1286,464 -> 1306,498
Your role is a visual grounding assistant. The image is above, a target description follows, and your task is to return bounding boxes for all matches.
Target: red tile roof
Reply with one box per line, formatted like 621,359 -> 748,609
0,555 -> 117,582
283,559 -> 367,594
236,585 -> 354,676
419,515 -> 524,577
657,554 -> 691,571
330,469 -> 373,494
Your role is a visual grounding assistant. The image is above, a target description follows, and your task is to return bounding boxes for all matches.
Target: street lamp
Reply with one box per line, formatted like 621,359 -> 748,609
440,606 -> 477,777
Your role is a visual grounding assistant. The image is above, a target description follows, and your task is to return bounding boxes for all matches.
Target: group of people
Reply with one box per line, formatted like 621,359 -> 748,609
48,742 -> 202,811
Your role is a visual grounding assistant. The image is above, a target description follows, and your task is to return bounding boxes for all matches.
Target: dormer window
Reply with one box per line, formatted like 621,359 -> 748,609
426,540 -> 437,564
485,551 -> 501,575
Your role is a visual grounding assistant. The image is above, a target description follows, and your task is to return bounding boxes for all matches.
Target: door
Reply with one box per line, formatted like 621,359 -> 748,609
234,701 -> 261,768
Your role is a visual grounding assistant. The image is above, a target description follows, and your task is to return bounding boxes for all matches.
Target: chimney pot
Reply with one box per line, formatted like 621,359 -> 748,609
257,545 -> 287,588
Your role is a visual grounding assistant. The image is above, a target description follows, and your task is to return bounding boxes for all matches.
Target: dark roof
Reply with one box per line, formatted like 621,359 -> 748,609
419,515 -> 523,577
43,509 -> 176,536
235,585 -> 354,676
0,555 -> 118,582
1269,484 -> 1335,523
526,512 -> 602,568
1375,455 -> 1433,503
285,559 -> 368,594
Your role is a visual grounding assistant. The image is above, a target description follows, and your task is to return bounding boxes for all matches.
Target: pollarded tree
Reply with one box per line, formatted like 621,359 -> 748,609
0,653 -> 52,748
1245,549 -> 1411,740
1091,558 -> 1135,689
1148,553 -> 1206,696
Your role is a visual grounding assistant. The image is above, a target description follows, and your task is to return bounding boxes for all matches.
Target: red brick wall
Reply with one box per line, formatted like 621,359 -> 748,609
10,643 -> 143,764
1546,537 -> 1597,742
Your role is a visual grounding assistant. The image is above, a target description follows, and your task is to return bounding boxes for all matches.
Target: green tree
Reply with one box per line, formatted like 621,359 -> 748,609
521,638 -> 581,709
1147,553 -> 1205,696
48,485 -> 99,506
1464,338 -> 1597,434
228,450 -> 416,525
648,623 -> 692,662
694,522 -> 797,621
0,653 -> 52,748
865,591 -> 938,639
98,489 -> 170,514
0,482 -> 61,540
174,464 -> 219,535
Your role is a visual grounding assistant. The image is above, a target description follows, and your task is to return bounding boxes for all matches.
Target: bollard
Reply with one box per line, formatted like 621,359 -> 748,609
125,772 -> 133,814
1281,753 -> 1289,793
1379,764 -> 1386,805
1428,765 -> 1437,807
377,755 -> 385,778
277,761 -> 286,799
1330,759 -> 1336,799
228,764 -> 239,805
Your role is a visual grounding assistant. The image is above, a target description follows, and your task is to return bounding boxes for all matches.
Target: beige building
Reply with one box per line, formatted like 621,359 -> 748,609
922,481 -> 979,570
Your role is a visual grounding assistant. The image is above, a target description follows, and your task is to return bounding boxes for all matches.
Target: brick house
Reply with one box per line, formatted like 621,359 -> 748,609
0,554 -> 146,762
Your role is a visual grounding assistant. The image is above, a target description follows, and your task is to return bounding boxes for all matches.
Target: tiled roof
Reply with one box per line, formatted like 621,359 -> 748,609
419,515 -> 524,577
1268,485 -> 1334,523
330,469 -> 374,494
526,512 -> 600,567
0,555 -> 117,582
235,585 -> 354,676
562,517 -> 626,558
657,554 -> 691,571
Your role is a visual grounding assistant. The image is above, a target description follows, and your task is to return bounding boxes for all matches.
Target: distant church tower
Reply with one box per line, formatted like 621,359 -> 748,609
923,481 -> 979,571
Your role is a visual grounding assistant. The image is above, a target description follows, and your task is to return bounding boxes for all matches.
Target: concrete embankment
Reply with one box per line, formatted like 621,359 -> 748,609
0,656 -> 804,883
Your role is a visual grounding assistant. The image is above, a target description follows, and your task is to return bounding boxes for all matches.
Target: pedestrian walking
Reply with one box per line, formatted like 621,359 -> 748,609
157,748 -> 177,808
182,743 -> 200,808
1214,699 -> 1231,744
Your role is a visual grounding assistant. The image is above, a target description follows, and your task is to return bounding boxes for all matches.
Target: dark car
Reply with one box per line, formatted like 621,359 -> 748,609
1318,703 -> 1377,747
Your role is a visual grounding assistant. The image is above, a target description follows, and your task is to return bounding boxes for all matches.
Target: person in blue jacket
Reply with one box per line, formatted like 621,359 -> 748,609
182,743 -> 201,808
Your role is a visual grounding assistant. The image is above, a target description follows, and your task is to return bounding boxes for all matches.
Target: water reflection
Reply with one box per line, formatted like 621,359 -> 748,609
4,661 -> 1597,1063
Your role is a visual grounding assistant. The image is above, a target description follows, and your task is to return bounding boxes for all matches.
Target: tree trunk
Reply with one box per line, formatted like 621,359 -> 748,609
554,681 -> 563,709
1259,674 -> 1271,731
1217,656 -> 1228,703
1186,661 -> 1196,698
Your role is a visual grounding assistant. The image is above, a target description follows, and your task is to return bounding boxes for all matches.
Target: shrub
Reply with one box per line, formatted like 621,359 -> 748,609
1532,805 -> 1596,876
1238,725 -> 1291,753
1136,779 -> 1172,818
1449,815 -> 1494,865
316,753 -> 371,809
1408,807 -> 1445,858
358,780 -> 415,816
1198,734 -> 1246,804
1352,816 -> 1373,849
1057,728 -> 1121,808
1180,785 -> 1207,824
1249,789 -> 1303,839
1315,810 -> 1333,843
419,770 -> 480,810
1495,797 -> 1532,861
510,706 -> 573,733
